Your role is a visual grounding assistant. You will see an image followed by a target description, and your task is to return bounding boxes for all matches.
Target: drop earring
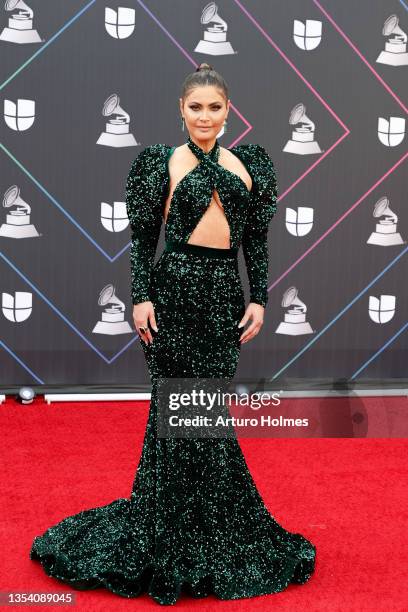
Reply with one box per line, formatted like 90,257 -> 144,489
223,119 -> 228,133
181,116 -> 185,132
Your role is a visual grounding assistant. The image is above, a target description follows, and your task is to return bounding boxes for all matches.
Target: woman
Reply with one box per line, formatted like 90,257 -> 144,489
30,63 -> 316,605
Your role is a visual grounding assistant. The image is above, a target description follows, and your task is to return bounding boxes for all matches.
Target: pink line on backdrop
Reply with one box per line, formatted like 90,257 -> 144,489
314,0 -> 408,115
279,130 -> 349,200
268,151 -> 408,291
232,0 -> 407,293
136,0 -> 252,146
233,0 -> 350,131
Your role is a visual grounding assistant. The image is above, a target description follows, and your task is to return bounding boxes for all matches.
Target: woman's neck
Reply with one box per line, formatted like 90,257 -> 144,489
188,135 -> 216,154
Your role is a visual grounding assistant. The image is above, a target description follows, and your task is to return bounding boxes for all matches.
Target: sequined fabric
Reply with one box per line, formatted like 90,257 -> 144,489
29,138 -> 316,605
126,135 -> 278,307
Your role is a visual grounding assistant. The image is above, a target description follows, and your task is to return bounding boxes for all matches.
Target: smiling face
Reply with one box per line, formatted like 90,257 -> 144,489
179,85 -> 230,145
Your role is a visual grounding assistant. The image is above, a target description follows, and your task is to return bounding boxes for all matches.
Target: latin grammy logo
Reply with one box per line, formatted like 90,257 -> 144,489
368,295 -> 396,324
275,287 -> 314,336
376,14 -> 408,66
377,116 -> 406,146
194,2 -> 235,56
0,0 -> 43,44
293,19 -> 322,51
96,94 -> 139,148
286,207 -> 314,237
92,284 -> 133,335
283,103 -> 323,155
366,196 -> 405,247
4,98 -> 35,131
105,6 -> 135,39
0,185 -> 40,239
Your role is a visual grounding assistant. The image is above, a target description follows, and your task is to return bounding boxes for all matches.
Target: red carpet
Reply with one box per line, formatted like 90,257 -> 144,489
1,397 -> 406,611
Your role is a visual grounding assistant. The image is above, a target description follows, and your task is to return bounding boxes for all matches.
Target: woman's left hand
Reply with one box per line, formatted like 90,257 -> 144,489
238,302 -> 264,344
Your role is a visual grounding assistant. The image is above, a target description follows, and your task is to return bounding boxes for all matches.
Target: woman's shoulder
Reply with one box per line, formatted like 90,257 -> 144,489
127,144 -> 173,186
228,142 -> 275,184
132,143 -> 173,166
229,142 -> 272,163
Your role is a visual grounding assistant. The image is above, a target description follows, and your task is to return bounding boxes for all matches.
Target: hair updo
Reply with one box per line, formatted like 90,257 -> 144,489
181,62 -> 229,103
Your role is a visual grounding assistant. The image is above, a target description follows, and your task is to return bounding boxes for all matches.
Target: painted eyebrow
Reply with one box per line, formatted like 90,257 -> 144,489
188,101 -> 222,105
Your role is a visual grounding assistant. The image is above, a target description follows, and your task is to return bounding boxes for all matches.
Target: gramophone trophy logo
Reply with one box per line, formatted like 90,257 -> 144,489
286,206 -> 314,237
368,295 -> 396,324
275,287 -> 314,336
105,6 -> 135,39
366,196 -> 404,247
0,0 -> 43,44
194,2 -> 235,55
0,185 -> 40,238
293,19 -> 322,51
96,94 -> 139,148
377,116 -> 406,146
376,14 -> 408,66
92,284 -> 133,335
283,103 -> 322,155
4,98 -> 35,131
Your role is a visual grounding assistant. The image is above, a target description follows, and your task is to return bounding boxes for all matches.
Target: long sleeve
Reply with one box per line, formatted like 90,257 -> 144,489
241,145 -> 278,307
125,145 -> 166,305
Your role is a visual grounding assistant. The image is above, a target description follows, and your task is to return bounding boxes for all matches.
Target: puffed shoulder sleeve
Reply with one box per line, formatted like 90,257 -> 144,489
241,144 -> 278,307
125,144 -> 167,305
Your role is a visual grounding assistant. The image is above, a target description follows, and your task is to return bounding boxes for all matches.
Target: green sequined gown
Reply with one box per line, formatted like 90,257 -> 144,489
30,137 -> 316,604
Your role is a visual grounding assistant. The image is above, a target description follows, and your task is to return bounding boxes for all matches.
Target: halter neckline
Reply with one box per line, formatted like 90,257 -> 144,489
187,135 -> 220,162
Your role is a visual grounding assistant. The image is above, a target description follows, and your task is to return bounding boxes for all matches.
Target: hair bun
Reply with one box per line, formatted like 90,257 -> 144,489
196,62 -> 213,72
182,63 -> 228,102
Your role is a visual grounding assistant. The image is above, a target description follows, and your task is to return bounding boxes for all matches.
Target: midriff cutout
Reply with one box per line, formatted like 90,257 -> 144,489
186,190 -> 231,248
164,145 -> 252,249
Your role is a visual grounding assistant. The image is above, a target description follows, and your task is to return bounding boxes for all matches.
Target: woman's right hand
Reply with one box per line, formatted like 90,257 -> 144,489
133,301 -> 158,345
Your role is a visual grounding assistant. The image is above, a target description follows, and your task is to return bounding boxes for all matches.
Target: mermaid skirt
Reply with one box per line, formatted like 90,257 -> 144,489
30,242 -> 316,605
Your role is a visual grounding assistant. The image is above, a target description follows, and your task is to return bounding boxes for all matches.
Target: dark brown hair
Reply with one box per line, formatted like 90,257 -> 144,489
181,62 -> 229,102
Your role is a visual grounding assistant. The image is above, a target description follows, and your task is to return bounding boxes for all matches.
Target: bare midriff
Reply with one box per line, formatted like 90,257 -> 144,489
164,188 -> 231,248
164,147 -> 252,249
